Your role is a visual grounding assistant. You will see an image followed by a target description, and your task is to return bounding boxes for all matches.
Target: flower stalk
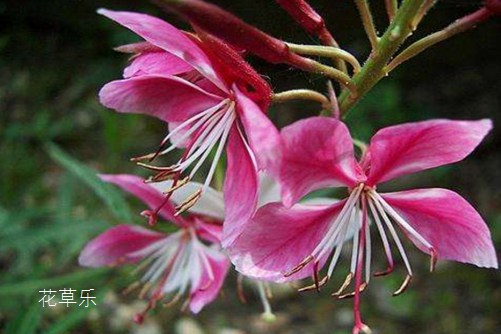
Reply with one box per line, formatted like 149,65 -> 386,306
287,43 -> 361,74
386,7 -> 493,73
272,89 -> 331,109
355,0 -> 379,50
384,0 -> 398,22
275,0 -> 348,73
338,0 -> 428,115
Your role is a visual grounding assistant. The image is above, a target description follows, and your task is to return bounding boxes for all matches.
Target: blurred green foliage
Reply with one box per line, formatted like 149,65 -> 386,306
0,0 -> 499,333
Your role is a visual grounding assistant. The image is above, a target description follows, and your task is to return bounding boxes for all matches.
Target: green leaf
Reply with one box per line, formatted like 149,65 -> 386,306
4,301 -> 43,334
46,142 -> 132,223
44,307 -> 90,334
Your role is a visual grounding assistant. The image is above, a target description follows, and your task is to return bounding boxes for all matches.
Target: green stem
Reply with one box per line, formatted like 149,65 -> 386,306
384,0 -> 398,22
387,7 -> 492,72
412,0 -> 437,29
355,0 -> 379,50
338,0 -> 427,116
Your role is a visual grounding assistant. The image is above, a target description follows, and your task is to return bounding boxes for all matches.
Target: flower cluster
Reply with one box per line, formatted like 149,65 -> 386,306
81,1 -> 498,332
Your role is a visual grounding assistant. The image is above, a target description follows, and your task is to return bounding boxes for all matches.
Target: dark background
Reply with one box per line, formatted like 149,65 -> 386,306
0,1 -> 499,333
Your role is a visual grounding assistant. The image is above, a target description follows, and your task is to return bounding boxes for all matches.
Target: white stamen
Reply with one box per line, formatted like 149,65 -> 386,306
202,107 -> 235,191
367,199 -> 394,269
327,208 -> 356,277
372,192 -> 433,251
159,99 -> 228,151
364,195 -> 372,284
189,107 -> 235,183
369,192 -> 413,275
311,185 -> 363,260
350,203 -> 361,274
174,110 -> 227,170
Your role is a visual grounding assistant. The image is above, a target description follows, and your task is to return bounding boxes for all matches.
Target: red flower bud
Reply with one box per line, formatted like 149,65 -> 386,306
154,0 -> 306,66
275,0 -> 335,46
485,0 -> 501,15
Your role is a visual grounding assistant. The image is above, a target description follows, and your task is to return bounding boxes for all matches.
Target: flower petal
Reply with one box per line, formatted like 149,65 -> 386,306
99,75 -> 223,123
228,201 -> 344,282
193,217 -> 223,244
381,189 -> 498,268
78,225 -> 165,267
99,174 -> 180,224
123,51 -> 193,78
150,180 -> 225,220
280,117 -> 362,207
235,85 -> 281,176
98,9 -> 227,91
189,248 -> 229,313
366,119 -> 493,185
222,124 -> 259,248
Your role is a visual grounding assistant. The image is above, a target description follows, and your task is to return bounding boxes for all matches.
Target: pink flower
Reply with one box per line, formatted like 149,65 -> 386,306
229,117 -> 497,333
97,9 -> 280,245
79,174 -> 229,321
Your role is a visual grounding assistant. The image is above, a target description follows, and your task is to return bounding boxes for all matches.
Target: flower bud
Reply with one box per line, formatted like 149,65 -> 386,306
154,0 -> 305,65
275,0 -> 334,45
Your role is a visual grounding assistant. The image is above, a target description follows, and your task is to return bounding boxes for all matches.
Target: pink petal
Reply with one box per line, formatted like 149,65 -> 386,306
79,225 -> 165,267
235,85 -> 281,176
99,174 -> 180,224
193,217 -> 223,244
228,201 -> 344,282
280,117 -> 362,207
222,124 -> 259,248
382,189 -> 498,268
366,119 -> 493,185
123,51 -> 193,78
99,75 -> 223,123
189,249 -> 229,313
98,9 -> 227,92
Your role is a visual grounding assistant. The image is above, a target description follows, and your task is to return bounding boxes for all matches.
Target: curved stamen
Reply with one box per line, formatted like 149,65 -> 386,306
284,255 -> 314,277
332,272 -> 353,296
298,276 -> 329,292
337,282 -> 368,299
393,274 -> 412,296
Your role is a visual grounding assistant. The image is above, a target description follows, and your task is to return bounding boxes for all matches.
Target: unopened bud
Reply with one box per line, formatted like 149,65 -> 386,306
154,0 -> 306,66
275,0 -> 335,46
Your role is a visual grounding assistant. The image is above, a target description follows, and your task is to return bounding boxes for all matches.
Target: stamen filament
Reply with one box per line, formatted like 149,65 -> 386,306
369,193 -> 413,276
367,199 -> 394,276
